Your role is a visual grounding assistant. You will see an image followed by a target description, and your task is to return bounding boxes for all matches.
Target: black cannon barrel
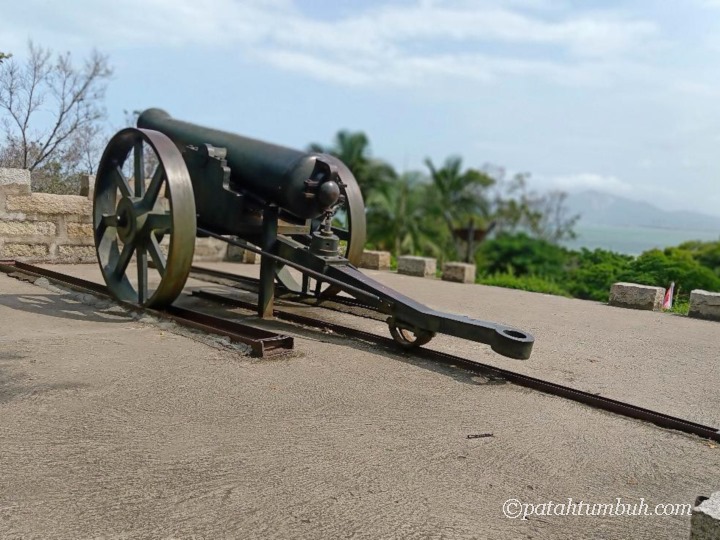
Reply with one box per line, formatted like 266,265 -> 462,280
137,108 -> 340,220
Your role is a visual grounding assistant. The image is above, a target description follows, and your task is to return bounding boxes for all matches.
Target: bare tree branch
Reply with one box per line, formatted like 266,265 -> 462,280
0,41 -> 112,188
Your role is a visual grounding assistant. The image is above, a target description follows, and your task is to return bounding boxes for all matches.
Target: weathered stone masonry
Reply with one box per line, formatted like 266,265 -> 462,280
0,168 -> 95,262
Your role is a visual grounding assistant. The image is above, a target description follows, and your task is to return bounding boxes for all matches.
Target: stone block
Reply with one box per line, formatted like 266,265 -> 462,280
0,220 -> 56,236
6,193 -> 92,216
397,256 -> 436,278
0,168 -> 31,194
57,245 -> 96,262
66,222 -> 94,238
609,282 -> 665,311
1,243 -> 49,258
193,237 -> 228,261
442,262 -> 476,283
225,244 -> 259,264
691,492 -> 720,539
79,174 -> 95,197
360,250 -> 391,270
689,290 -> 720,322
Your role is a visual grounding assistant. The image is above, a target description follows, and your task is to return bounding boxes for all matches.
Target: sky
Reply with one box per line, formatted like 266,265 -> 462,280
1,0 -> 719,215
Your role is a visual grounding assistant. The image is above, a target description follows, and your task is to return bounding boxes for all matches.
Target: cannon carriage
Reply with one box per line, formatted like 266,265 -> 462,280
93,109 -> 534,359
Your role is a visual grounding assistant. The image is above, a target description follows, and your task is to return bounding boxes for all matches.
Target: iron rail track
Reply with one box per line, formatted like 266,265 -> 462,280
0,260 -> 293,357
2,260 -> 718,442
187,278 -> 720,444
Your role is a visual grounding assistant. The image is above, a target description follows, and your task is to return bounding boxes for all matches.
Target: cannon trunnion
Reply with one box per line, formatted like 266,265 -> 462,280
92,110 -> 534,360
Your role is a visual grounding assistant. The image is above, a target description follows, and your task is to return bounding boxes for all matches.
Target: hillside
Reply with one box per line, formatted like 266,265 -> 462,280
565,190 -> 720,231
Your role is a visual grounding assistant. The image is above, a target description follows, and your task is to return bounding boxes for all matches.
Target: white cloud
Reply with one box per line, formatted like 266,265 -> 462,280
0,0 -> 661,88
543,173 -> 634,194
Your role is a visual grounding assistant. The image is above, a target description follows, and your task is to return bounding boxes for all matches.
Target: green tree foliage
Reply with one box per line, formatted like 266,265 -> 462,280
366,172 -> 445,257
474,233 -> 720,303
565,249 -> 633,301
424,156 -> 494,259
619,248 -> 720,298
0,52 -> 10,64
476,232 -> 567,278
676,240 -> 720,276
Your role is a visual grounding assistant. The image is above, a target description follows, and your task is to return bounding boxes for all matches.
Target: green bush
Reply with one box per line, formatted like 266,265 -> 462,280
565,248 -> 633,301
477,273 -> 571,297
618,248 -> 720,299
476,232 -> 567,278
473,234 -> 720,302
676,240 -> 720,276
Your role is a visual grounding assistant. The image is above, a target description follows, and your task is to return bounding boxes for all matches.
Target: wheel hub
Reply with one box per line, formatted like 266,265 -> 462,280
115,197 -> 148,244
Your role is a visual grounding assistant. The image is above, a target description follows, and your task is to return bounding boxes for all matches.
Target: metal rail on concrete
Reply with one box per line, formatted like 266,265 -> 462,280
2,260 -> 718,442
191,288 -> 720,443
0,260 -> 293,357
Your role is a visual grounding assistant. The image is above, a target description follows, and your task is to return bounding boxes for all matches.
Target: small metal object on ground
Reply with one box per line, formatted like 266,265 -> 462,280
467,433 -> 494,439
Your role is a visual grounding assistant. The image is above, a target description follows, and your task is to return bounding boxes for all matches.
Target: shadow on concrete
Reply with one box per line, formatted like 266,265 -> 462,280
0,293 -> 132,323
0,348 -> 90,405
174,291 -> 507,388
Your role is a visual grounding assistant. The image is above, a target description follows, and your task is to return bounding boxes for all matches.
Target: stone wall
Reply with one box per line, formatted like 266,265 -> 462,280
0,167 -> 230,264
0,169 -> 95,262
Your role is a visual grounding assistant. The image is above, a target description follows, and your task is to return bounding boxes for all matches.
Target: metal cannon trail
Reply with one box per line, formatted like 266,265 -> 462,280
93,109 -> 534,359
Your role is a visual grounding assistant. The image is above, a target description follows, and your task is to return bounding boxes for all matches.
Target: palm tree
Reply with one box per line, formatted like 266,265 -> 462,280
424,156 -> 495,259
366,172 -> 444,257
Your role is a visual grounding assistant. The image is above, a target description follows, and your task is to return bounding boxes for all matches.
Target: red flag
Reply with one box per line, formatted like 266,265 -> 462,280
663,282 -> 675,310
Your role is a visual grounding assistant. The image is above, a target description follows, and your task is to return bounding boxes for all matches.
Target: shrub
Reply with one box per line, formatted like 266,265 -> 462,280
476,232 -> 567,278
477,272 -> 571,297
619,248 -> 720,299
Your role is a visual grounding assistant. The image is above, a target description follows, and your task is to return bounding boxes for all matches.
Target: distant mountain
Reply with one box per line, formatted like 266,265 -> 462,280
565,190 -> 720,232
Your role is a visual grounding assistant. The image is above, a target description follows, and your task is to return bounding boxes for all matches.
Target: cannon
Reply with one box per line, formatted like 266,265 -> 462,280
92,109 -> 534,359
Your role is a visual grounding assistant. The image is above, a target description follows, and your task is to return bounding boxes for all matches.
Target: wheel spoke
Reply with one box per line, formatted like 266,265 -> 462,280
96,214 -> 118,245
101,214 -> 119,227
114,241 -> 135,278
134,139 -> 145,197
137,247 -> 148,304
146,212 -> 172,234
147,235 -> 167,275
113,167 -> 132,198
143,165 -> 165,206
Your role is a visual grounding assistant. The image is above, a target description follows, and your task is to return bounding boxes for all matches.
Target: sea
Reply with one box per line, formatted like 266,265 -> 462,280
561,224 -> 720,256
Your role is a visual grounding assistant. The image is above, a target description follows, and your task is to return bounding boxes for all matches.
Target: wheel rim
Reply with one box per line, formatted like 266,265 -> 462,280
93,128 -> 196,307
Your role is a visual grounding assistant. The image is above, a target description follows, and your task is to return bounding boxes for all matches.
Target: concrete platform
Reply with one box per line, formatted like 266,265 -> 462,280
1,263 -> 719,539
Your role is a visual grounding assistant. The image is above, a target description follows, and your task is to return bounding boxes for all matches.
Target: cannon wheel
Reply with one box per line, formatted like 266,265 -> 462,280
388,318 -> 435,349
93,128 -> 196,307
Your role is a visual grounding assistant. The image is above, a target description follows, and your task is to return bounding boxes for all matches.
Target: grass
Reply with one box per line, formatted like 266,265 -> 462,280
666,298 -> 690,316
476,273 -> 571,297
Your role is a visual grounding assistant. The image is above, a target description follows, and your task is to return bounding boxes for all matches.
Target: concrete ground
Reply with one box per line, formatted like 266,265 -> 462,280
1,263 -> 718,539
